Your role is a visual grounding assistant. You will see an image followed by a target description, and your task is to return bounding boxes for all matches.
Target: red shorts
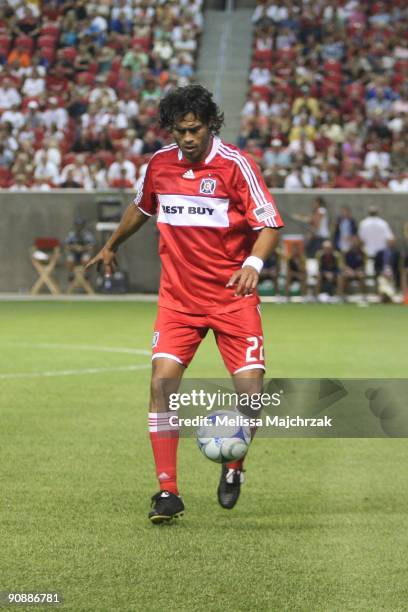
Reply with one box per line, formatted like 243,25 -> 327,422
152,305 -> 265,374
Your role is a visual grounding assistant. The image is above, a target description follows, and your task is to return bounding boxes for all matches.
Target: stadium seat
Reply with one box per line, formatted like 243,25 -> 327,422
0,168 -> 12,188
0,34 -> 11,51
14,36 -> 34,52
61,47 -> 77,62
30,237 -> 61,295
39,47 -> 56,65
38,35 -> 58,49
40,24 -> 60,38
75,71 -> 95,86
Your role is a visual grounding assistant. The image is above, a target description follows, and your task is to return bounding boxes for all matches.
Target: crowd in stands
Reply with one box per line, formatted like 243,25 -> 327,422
241,0 -> 408,190
0,0 -> 202,189
262,200 -> 408,302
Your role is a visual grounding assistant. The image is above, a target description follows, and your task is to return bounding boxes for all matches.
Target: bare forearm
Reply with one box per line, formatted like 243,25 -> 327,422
250,228 -> 280,261
106,204 -> 149,251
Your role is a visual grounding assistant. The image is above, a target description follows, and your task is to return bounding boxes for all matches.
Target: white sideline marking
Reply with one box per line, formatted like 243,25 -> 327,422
0,364 -> 150,380
2,342 -> 150,356
0,342 -> 151,379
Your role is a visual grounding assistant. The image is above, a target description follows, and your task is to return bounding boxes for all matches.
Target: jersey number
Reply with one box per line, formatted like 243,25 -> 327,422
246,336 -> 264,363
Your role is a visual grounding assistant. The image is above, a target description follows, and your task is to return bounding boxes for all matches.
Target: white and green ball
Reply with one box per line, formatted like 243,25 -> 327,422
197,410 -> 251,463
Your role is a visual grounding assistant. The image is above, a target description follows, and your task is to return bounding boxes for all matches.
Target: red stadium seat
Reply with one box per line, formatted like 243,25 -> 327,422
40,23 -> 60,38
0,44 -> 9,60
106,72 -> 118,87
0,34 -> 11,51
249,85 -> 271,101
75,71 -> 95,86
61,47 -> 77,62
62,153 -> 76,167
96,150 -> 115,166
87,61 -> 98,74
323,59 -> 341,73
111,56 -> 122,72
39,47 -> 56,65
0,168 -> 12,188
14,36 -> 34,52
38,35 -> 58,49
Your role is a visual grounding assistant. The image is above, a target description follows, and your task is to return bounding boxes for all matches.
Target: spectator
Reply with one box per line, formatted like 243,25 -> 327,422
333,164 -> 365,188
340,236 -> 366,297
64,216 -> 96,275
33,151 -> 59,185
110,167 -> 135,190
263,138 -> 291,169
388,172 -> 408,192
9,174 -> 29,191
0,78 -> 21,110
107,150 -> 136,185
1,103 -> 25,131
60,169 -> 82,189
316,241 -> 342,297
59,155 -> 92,189
374,239 -> 401,289
21,67 -> 46,98
334,206 -> 358,253
259,248 -> 281,295
285,243 -> 307,297
42,97 -> 69,131
358,206 -> 394,257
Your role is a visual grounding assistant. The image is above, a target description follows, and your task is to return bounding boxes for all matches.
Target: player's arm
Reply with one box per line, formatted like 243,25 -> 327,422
86,204 -> 149,276
227,228 -> 280,296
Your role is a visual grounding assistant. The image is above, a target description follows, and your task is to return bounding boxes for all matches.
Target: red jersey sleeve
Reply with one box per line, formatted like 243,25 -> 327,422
133,161 -> 156,216
236,153 -> 284,230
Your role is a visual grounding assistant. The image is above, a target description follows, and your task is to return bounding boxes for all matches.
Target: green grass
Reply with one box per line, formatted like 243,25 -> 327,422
0,302 -> 407,611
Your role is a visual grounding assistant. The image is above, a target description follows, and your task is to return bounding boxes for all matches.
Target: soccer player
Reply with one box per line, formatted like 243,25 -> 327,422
87,85 -> 284,523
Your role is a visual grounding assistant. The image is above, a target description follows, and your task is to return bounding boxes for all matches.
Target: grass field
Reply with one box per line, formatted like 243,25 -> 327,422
1,301 -> 407,611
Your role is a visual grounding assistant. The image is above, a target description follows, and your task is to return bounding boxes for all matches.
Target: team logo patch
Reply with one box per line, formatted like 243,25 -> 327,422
254,203 -> 276,222
200,178 -> 216,194
152,331 -> 160,348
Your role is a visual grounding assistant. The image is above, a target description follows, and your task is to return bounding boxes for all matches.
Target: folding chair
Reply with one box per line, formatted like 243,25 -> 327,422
30,237 -> 61,295
66,266 -> 95,295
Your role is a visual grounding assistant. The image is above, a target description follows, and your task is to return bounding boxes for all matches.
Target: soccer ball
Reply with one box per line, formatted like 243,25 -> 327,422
196,410 -> 251,463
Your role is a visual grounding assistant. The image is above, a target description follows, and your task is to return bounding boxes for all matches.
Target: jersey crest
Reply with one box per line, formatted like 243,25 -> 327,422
200,178 -> 216,194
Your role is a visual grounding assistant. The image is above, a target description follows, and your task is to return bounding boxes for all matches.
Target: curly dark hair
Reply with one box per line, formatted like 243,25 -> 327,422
159,85 -> 224,134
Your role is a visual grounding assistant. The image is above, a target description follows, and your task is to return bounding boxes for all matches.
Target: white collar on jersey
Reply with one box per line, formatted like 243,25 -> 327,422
177,135 -> 221,164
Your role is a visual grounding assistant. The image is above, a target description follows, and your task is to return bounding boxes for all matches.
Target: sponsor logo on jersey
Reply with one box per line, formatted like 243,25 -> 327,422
199,178 -> 216,194
157,194 -> 229,227
253,203 -> 276,222
152,331 -> 160,348
182,169 -> 195,179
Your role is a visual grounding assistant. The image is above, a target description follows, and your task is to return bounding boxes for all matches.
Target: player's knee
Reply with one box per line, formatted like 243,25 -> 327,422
150,359 -> 184,410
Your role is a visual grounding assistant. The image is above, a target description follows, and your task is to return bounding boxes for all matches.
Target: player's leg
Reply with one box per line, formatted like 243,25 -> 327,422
148,357 -> 186,524
211,306 -> 265,509
148,307 -> 207,523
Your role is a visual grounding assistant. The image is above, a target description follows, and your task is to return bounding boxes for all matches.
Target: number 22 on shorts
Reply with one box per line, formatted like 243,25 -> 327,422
245,336 -> 264,362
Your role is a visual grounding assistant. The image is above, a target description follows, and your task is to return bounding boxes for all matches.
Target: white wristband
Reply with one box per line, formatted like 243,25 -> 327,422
242,256 -> 263,274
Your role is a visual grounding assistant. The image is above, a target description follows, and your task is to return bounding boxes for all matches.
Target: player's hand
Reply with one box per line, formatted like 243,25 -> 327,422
226,266 -> 259,296
85,246 -> 117,277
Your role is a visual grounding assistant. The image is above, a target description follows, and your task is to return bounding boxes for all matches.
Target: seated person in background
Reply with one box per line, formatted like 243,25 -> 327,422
60,169 -> 82,189
316,240 -> 342,296
402,252 -> 408,294
285,243 -> 306,297
374,239 -> 401,301
64,216 -> 96,276
259,248 -> 281,295
340,235 -> 366,296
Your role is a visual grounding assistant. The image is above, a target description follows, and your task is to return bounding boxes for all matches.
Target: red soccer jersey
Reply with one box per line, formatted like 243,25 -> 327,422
134,136 -> 284,314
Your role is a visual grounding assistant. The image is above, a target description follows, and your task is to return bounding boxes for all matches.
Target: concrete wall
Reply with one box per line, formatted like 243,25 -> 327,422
1,189 -> 407,293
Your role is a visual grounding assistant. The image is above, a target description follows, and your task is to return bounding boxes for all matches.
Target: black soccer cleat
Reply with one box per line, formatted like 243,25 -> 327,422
217,466 -> 245,510
148,490 -> 185,524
